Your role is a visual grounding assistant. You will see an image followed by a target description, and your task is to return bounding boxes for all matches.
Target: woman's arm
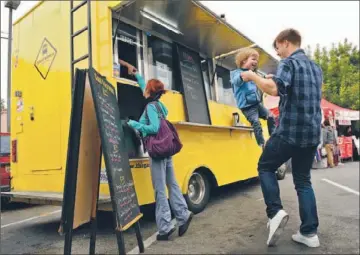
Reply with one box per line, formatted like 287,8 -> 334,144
134,73 -> 146,92
127,104 -> 160,135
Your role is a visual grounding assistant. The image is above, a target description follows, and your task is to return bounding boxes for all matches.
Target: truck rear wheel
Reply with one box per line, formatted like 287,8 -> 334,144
276,165 -> 286,180
185,172 -> 211,214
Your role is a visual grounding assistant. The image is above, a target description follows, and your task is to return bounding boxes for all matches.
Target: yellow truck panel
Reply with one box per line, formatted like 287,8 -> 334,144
9,0 -> 273,211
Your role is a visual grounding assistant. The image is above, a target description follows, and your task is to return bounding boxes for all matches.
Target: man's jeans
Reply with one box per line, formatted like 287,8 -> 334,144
258,135 -> 319,235
241,104 -> 276,146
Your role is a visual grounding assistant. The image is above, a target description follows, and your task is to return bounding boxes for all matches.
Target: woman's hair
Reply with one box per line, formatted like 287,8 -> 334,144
144,79 -> 165,98
235,48 -> 259,68
324,119 -> 330,126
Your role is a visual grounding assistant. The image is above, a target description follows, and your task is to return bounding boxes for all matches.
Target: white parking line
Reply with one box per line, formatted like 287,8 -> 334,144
1,210 -> 61,229
322,178 -> 359,196
128,219 -> 176,254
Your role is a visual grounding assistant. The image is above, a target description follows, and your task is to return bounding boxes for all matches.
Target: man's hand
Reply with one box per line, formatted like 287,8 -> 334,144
265,74 -> 275,79
240,70 -> 279,96
240,70 -> 256,82
119,59 -> 137,75
127,64 -> 137,75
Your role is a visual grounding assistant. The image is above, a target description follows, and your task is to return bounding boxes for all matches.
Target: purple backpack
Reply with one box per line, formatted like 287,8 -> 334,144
143,102 -> 183,159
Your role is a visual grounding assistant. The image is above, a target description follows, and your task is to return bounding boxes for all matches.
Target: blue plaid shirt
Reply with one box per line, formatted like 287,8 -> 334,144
272,49 -> 323,147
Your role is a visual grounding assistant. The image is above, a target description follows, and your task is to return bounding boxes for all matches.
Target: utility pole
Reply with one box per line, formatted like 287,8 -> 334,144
4,0 -> 21,133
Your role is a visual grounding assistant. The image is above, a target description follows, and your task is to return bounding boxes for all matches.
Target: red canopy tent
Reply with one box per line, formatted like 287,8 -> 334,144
321,99 -> 359,124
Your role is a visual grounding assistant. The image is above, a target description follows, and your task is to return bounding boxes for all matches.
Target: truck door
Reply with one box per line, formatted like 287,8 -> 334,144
24,38 -> 62,172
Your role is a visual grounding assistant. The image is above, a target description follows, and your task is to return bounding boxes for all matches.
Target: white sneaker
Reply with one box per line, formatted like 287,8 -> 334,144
292,231 -> 320,248
266,209 -> 289,246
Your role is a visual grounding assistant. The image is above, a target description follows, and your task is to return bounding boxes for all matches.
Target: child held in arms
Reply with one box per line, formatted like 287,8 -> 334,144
230,48 -> 276,149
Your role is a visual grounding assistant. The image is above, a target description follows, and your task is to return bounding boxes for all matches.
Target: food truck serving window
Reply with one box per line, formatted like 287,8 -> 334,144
146,36 -> 175,91
216,65 -> 236,107
201,59 -> 215,101
113,20 -> 144,82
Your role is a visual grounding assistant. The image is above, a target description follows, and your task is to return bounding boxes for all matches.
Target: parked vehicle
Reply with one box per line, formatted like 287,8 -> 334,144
1,132 -> 11,204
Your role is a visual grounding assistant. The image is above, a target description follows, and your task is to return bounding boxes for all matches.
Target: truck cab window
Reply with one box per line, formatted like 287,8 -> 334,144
146,36 -> 175,91
113,20 -> 143,82
216,65 -> 236,107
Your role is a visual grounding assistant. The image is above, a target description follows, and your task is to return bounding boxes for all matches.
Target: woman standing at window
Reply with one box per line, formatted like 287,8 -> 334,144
126,71 -> 194,241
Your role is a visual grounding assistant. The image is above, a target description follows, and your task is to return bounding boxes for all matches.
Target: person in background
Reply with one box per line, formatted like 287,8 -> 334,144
230,48 -> 276,149
344,126 -> 360,161
126,71 -> 194,241
333,123 -> 343,166
240,29 -> 322,248
344,126 -> 352,137
323,119 -> 336,168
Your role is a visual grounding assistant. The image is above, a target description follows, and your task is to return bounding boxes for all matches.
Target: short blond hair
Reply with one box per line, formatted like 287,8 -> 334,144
235,48 -> 259,68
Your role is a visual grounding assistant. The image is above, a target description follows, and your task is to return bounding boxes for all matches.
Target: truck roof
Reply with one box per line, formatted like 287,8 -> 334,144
13,0 -> 279,71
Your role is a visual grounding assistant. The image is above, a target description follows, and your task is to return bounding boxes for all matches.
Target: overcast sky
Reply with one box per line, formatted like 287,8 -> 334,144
1,1 -> 359,103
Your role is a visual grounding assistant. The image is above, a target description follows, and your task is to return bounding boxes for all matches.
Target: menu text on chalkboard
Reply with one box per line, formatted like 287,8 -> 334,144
176,44 -> 211,125
88,68 -> 142,230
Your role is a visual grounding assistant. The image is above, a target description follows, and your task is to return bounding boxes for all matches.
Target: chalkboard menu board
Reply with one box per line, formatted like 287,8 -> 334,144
88,68 -> 142,230
176,44 -> 211,125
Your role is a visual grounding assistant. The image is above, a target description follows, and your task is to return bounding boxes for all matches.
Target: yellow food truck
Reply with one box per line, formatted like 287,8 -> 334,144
4,0 -> 283,214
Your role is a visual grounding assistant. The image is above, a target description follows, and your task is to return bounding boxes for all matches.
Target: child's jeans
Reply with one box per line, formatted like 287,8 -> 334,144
241,104 -> 276,146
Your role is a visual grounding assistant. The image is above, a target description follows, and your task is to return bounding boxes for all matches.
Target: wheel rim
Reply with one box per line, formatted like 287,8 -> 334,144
188,172 -> 206,205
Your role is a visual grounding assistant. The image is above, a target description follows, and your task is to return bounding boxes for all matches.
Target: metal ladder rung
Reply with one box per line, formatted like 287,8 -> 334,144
72,54 -> 89,65
70,0 -> 92,93
72,26 -> 88,38
71,0 -> 87,13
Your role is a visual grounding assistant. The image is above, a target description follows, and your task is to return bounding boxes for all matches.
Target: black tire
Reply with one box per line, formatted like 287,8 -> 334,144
276,164 -> 287,180
184,171 -> 211,214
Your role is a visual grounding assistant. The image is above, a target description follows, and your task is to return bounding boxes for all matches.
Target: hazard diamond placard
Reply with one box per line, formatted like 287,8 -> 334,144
34,38 -> 57,80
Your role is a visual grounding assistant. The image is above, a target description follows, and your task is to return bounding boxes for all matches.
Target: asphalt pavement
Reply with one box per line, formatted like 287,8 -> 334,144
1,162 -> 359,254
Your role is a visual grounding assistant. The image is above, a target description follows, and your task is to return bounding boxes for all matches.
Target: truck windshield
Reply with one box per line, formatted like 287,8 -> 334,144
0,135 -> 10,155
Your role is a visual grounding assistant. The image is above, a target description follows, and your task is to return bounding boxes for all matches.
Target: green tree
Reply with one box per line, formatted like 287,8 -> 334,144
307,39 -> 360,110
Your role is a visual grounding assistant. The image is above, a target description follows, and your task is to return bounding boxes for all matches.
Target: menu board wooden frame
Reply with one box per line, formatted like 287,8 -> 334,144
60,68 -> 144,255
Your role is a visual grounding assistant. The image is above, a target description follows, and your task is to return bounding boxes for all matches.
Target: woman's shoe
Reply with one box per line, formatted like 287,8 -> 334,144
156,227 -> 176,241
179,212 -> 194,237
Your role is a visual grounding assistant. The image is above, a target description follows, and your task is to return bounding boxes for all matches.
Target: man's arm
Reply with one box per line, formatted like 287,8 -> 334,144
119,59 -> 137,74
241,60 -> 293,97
251,75 -> 279,96
119,59 -> 130,67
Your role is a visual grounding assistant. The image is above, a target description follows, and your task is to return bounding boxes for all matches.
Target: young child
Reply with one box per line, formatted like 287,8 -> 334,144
230,48 -> 275,149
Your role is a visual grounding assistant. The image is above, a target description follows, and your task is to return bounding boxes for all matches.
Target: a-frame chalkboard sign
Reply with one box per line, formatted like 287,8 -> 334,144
60,68 -> 144,255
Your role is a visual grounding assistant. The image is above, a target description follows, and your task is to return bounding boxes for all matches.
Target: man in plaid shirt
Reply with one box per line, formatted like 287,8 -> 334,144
241,29 -> 322,248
